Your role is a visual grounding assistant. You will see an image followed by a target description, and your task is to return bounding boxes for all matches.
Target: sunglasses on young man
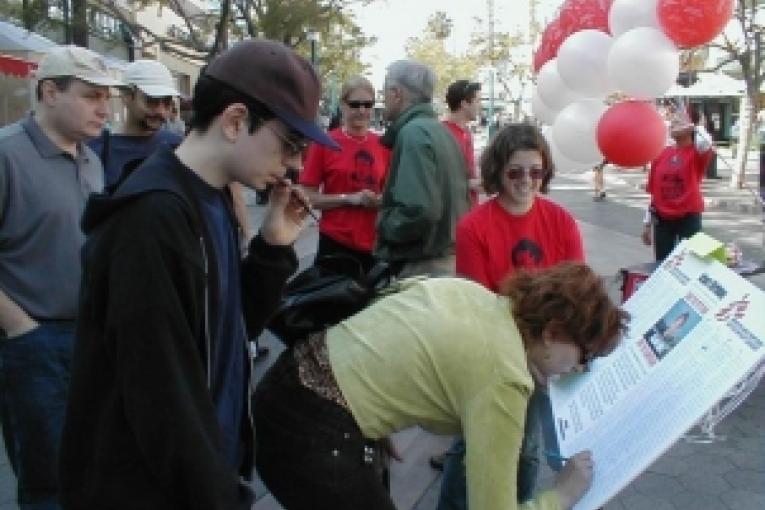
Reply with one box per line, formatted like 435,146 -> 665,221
505,165 -> 547,180
345,100 -> 375,109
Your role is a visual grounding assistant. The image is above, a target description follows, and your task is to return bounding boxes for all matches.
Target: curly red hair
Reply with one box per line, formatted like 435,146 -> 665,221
499,262 -> 629,357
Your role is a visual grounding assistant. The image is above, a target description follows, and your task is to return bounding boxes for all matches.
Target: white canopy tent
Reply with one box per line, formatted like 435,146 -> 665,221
664,73 -> 745,98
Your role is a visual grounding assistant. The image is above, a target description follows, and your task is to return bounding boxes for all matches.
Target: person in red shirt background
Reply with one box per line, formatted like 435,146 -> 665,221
442,80 -> 483,208
437,123 -> 584,510
642,109 -> 714,261
300,76 -> 390,272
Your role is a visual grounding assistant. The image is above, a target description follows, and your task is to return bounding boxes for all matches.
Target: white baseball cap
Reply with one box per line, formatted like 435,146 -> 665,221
36,45 -> 123,87
123,60 -> 179,97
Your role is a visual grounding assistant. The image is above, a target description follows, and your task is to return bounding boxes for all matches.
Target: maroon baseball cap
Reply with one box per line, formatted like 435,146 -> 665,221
204,39 -> 339,150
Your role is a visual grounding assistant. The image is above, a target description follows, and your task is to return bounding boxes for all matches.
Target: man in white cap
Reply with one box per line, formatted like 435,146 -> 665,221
0,44 -> 120,510
89,59 -> 182,189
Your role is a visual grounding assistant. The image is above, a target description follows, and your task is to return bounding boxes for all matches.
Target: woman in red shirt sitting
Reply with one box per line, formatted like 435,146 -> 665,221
642,111 -> 714,261
455,123 -> 584,292
300,77 -> 390,273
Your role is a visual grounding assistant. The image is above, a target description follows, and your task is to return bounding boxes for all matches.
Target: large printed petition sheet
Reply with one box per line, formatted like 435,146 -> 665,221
549,241 -> 765,510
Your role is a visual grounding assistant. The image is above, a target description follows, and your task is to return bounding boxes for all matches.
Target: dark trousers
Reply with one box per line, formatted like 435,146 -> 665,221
653,213 -> 702,261
0,321 -> 74,510
253,350 -> 393,510
317,233 -> 378,275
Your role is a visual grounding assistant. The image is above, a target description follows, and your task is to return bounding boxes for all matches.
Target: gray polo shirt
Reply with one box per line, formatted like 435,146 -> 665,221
0,115 -> 104,321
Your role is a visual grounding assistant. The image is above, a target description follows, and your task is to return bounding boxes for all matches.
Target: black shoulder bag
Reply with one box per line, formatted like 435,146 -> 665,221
267,255 -> 392,347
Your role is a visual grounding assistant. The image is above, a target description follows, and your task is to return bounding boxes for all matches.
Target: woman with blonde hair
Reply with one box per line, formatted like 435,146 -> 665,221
300,76 -> 390,273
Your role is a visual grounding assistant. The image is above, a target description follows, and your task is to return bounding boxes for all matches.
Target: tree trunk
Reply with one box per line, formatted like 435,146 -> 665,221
71,0 -> 88,47
208,0 -> 232,58
733,92 -> 756,188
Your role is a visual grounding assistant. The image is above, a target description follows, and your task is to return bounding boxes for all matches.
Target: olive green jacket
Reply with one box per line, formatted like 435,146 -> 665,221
375,103 -> 470,262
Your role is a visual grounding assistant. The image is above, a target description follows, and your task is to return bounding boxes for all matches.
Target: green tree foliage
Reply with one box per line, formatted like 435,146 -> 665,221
467,15 -> 528,117
0,0 -> 376,88
405,11 -> 478,104
204,0 -> 377,96
248,0 -> 374,82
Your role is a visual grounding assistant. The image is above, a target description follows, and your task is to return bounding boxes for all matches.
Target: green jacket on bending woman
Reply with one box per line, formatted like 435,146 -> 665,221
375,103 -> 470,263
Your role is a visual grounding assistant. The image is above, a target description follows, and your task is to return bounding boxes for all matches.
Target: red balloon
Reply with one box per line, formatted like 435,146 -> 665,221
533,49 -> 546,73
658,0 -> 734,48
540,18 -> 567,59
559,0 -> 613,35
597,101 -> 667,167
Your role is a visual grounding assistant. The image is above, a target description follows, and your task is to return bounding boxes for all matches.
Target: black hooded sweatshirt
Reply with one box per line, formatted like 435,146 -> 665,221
59,146 -> 297,510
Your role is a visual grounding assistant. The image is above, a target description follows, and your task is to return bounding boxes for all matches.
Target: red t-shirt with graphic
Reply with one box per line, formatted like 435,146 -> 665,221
647,145 -> 713,219
456,197 -> 584,291
442,120 -> 478,207
300,128 -> 390,253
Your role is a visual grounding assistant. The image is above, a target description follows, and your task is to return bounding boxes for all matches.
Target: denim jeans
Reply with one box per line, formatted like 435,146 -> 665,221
436,389 -> 560,510
253,350 -> 393,510
0,321 -> 74,510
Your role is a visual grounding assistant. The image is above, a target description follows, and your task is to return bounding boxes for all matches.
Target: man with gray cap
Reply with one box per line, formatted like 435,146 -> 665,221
0,44 -> 119,510
60,39 -> 338,510
376,59 -> 470,277
88,59 -> 182,189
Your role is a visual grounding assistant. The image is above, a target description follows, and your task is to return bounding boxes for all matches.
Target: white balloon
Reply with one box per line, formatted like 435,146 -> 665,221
532,90 -> 558,125
609,0 -> 660,37
608,27 -> 679,100
536,59 -> 582,113
557,30 -> 614,98
552,99 -> 607,165
542,128 -> 592,172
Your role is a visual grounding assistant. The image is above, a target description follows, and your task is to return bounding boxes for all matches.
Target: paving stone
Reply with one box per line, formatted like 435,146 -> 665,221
679,453 -> 737,476
725,450 -> 765,471
677,471 -> 733,495
722,470 -> 765,494
630,472 -> 684,497
619,492 -> 678,510
646,457 -> 693,477
670,491 -> 727,510
724,489 -> 765,510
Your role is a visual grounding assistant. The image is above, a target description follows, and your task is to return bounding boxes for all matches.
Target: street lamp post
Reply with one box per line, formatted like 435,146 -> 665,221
307,31 -> 320,68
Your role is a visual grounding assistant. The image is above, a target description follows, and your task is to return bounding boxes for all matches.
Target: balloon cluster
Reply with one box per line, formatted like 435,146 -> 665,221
532,0 -> 734,168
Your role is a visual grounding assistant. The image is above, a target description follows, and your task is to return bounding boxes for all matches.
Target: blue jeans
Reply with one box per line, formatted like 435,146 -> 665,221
436,389 -> 561,510
0,321 -> 74,510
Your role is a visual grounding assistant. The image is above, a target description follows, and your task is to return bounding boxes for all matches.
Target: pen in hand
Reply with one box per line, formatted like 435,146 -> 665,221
544,451 -> 570,463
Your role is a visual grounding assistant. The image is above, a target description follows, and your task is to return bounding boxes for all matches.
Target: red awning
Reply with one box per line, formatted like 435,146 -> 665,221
0,53 -> 37,78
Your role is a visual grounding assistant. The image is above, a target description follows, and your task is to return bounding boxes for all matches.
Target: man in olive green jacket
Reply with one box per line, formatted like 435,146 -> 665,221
376,60 -> 470,277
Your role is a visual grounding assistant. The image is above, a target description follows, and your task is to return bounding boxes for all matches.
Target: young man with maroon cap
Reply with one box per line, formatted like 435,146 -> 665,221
59,40 -> 338,510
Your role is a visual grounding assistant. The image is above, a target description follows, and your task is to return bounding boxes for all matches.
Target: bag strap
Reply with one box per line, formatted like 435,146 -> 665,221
364,261 -> 392,290
314,253 -> 366,281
